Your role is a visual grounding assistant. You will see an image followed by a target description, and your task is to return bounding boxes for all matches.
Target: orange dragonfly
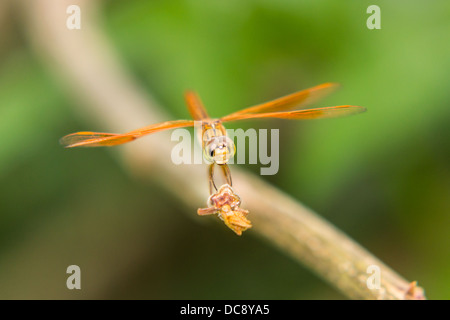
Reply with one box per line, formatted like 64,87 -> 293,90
60,83 -> 366,193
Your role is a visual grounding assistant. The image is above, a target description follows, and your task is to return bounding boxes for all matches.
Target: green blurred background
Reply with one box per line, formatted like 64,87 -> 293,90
0,0 -> 448,299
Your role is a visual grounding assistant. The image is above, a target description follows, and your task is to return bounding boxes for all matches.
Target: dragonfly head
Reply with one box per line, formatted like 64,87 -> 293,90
203,136 -> 236,165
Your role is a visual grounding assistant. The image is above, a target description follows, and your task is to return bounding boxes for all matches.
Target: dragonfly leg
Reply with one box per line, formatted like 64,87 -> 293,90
208,163 -> 233,195
220,163 -> 232,187
208,163 -> 217,195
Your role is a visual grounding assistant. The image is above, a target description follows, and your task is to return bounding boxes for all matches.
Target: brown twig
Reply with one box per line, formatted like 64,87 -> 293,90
20,0 -> 425,299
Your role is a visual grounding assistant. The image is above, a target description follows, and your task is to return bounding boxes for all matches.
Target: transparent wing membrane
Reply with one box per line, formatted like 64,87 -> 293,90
221,105 -> 366,122
221,82 -> 339,122
60,120 -> 195,148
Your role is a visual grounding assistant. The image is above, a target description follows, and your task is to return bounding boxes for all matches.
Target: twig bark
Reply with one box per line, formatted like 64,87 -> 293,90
20,0 -> 425,299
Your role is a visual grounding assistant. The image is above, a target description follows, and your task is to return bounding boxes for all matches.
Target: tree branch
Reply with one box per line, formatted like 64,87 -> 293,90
21,0 -> 425,299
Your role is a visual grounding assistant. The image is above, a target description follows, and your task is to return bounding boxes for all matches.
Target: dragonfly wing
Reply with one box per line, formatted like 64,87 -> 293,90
184,90 -> 210,120
59,132 -> 135,148
220,105 -> 366,122
60,120 -> 195,148
127,119 -> 195,136
221,82 -> 339,122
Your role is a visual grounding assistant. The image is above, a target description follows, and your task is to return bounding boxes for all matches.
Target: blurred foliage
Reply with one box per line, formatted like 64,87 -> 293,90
0,0 -> 448,299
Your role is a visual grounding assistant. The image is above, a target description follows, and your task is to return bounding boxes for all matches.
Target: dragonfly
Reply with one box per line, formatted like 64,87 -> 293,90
60,82 -> 366,194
